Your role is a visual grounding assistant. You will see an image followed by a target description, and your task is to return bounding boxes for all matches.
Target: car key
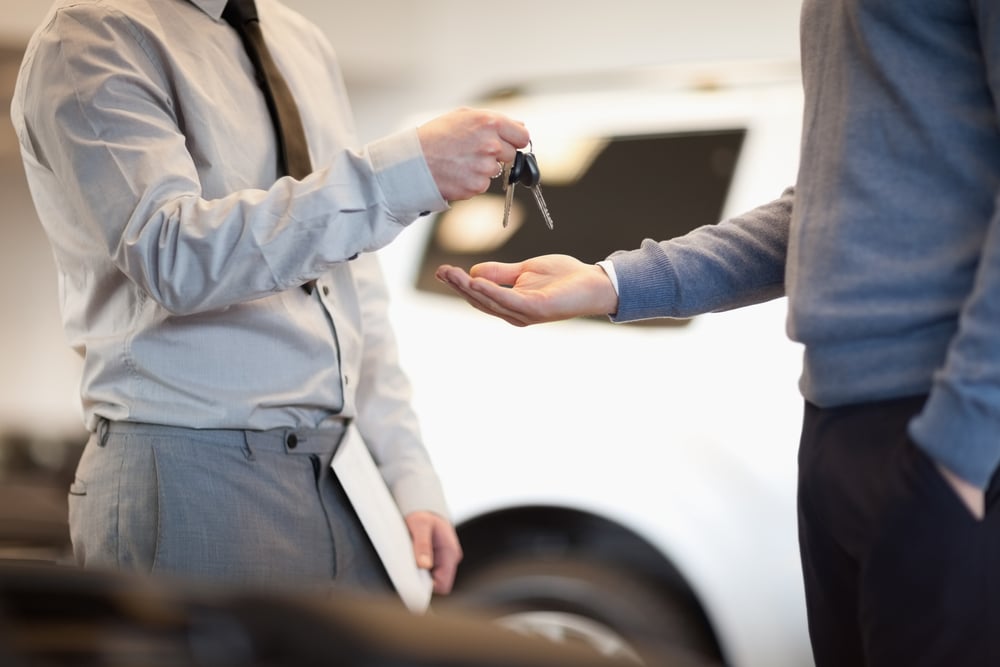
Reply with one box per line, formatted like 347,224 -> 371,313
502,145 -> 555,230
501,160 -> 516,228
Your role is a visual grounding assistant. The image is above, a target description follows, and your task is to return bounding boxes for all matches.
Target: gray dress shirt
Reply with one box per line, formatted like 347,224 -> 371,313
10,0 -> 450,516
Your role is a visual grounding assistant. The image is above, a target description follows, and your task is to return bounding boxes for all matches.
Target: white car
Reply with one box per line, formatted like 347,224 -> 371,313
378,60 -> 812,667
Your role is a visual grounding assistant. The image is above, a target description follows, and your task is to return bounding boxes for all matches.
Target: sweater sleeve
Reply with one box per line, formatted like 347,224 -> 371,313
909,1 -> 1000,489
609,187 -> 794,322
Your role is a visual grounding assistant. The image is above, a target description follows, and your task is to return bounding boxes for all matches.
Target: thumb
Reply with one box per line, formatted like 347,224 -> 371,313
469,261 -> 525,285
406,513 -> 434,570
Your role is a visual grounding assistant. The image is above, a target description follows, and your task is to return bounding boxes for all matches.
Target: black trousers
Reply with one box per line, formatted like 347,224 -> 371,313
798,395 -> 1000,667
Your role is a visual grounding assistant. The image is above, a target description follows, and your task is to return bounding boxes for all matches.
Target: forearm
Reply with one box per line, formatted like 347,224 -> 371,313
114,133 -> 443,314
910,216 -> 1000,489
610,187 -> 793,321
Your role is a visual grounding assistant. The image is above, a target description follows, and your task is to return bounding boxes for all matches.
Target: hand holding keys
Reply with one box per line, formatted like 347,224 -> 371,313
501,143 -> 555,230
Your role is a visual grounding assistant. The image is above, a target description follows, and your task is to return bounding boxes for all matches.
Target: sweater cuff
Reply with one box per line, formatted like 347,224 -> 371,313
607,241 -> 681,322
909,383 -> 1000,489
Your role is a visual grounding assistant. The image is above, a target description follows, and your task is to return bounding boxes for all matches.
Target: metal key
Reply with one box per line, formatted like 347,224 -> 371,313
501,160 -> 515,228
502,146 -> 555,230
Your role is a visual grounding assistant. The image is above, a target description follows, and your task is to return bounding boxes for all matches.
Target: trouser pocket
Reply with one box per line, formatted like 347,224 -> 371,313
67,432 -> 128,568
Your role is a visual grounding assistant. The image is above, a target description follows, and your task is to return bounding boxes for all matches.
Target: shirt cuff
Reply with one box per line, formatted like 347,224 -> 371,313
367,128 -> 449,220
392,474 -> 451,520
596,259 -> 620,295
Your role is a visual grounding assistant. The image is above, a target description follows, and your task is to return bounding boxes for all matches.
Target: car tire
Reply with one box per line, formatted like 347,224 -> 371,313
446,556 -> 725,666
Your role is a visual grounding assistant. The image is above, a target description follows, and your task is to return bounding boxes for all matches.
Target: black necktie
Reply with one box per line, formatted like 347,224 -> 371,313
222,0 -> 313,180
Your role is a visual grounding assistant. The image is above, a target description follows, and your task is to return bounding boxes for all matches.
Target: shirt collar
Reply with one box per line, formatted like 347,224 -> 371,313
187,0 -> 228,20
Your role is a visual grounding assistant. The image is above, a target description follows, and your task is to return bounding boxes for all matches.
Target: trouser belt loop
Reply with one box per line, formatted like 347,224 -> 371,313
97,417 -> 111,448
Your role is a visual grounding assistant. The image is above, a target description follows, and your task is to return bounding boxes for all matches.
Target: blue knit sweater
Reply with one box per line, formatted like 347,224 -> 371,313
609,0 -> 1000,488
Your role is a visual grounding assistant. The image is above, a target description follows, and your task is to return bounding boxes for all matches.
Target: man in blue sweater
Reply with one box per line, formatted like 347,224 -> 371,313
436,2 -> 1000,665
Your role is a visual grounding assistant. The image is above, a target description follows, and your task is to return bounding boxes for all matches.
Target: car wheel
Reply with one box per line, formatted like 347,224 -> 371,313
446,556 -> 724,666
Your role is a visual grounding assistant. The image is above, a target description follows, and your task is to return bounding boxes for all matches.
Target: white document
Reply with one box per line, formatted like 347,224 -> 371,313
331,424 -> 434,613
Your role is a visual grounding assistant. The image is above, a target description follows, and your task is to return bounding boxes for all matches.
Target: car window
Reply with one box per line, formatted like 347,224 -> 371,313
414,129 -> 746,326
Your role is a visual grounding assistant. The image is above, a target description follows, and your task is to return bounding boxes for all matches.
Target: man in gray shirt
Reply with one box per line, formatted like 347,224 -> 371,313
437,1 -> 1000,664
12,0 -> 529,597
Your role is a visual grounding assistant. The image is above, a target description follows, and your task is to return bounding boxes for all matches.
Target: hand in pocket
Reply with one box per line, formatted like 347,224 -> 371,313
937,463 -> 985,520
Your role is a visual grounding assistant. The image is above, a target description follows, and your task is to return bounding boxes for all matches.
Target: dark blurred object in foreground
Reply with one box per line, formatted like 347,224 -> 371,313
0,562 -> 672,667
0,483 -> 71,562
0,429 -> 84,563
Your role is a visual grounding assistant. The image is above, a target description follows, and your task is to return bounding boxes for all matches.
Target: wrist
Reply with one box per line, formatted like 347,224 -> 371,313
592,262 -> 620,316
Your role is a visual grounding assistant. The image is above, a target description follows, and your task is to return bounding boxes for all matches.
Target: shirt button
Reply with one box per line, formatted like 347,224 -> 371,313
322,286 -> 330,296
286,434 -> 298,449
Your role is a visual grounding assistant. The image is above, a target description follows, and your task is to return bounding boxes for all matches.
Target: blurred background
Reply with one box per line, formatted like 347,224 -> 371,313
0,3 -> 805,664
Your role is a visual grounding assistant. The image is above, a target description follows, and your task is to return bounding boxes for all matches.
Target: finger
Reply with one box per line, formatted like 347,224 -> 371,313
468,156 -> 503,185
496,146 -> 519,165
495,117 -> 530,150
437,273 -> 531,326
461,279 -> 536,326
406,515 -> 434,570
475,156 -> 504,181
429,522 -> 463,595
434,264 -> 460,283
442,281 -> 528,326
431,543 -> 462,594
477,138 -> 515,165
435,265 -> 475,291
492,138 -> 522,165
435,266 -> 535,325
467,174 -> 493,197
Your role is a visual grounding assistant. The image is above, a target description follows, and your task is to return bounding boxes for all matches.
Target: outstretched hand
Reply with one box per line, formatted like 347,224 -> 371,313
435,254 -> 619,327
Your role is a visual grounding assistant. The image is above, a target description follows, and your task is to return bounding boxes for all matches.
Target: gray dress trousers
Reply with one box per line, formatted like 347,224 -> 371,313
68,419 -> 394,596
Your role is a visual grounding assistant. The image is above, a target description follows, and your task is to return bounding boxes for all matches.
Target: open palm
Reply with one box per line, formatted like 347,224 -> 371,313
435,254 -> 618,327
